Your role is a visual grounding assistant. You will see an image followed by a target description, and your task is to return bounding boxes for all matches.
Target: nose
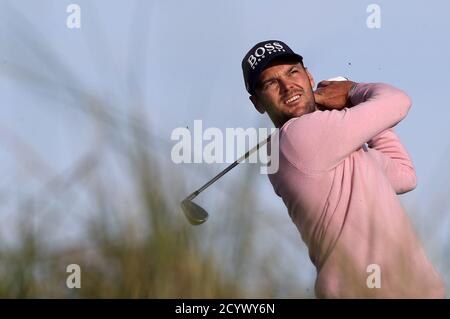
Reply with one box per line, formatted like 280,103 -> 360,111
278,78 -> 295,93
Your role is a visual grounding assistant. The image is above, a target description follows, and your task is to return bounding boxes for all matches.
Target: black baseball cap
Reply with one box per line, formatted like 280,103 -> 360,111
242,40 -> 303,95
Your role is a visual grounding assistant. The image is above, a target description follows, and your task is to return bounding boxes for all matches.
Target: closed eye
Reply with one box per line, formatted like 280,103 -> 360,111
289,67 -> 300,75
262,79 -> 277,90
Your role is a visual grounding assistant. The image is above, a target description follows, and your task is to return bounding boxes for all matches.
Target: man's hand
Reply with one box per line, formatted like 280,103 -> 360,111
314,80 -> 357,110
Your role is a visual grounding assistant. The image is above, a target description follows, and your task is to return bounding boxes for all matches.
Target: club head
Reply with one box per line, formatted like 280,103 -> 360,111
181,199 -> 209,225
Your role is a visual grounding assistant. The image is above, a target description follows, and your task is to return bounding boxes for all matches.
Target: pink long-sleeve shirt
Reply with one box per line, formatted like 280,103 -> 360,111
269,83 -> 445,298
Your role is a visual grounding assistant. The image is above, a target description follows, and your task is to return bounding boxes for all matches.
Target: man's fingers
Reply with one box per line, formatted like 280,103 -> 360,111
313,91 -> 324,104
317,80 -> 331,88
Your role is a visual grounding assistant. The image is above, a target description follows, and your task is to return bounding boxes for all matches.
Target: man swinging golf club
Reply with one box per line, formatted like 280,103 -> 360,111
241,40 -> 445,298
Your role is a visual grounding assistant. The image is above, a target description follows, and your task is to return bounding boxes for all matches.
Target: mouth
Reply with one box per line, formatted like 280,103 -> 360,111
284,94 -> 302,105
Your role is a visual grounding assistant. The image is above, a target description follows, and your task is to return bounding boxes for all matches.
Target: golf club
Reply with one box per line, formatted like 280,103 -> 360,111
181,77 -> 348,225
181,134 -> 272,225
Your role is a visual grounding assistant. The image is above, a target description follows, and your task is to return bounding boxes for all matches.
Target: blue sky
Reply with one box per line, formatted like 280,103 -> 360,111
1,0 -> 449,294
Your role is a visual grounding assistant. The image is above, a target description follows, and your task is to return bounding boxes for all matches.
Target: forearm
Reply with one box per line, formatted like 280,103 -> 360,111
323,83 -> 413,167
283,83 -> 413,171
349,83 -> 412,123
369,129 -> 417,194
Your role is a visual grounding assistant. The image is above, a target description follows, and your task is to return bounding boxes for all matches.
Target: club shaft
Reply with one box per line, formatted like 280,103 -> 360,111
185,135 -> 272,201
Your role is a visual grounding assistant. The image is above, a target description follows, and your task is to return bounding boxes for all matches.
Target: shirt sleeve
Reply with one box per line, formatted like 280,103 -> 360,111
368,128 -> 417,194
281,83 -> 413,172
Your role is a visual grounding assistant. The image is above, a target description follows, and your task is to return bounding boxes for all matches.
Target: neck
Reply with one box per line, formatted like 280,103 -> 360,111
274,104 -> 319,128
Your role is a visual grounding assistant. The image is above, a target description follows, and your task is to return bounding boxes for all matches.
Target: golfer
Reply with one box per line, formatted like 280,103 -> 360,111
242,40 -> 445,298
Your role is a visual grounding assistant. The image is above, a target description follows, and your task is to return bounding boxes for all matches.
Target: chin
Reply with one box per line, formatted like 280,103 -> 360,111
290,108 -> 310,118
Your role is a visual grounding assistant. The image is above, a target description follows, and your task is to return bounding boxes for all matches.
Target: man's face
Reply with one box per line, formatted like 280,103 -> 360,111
250,59 -> 316,127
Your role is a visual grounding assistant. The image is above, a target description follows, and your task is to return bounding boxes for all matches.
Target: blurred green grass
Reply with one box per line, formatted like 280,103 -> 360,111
0,2 -> 312,298
0,116 -> 308,298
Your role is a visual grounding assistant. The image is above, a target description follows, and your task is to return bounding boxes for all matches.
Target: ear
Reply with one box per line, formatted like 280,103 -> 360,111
305,68 -> 315,89
250,95 -> 265,114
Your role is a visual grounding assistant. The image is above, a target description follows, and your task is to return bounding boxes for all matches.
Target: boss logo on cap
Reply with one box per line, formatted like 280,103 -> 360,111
247,42 -> 285,70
